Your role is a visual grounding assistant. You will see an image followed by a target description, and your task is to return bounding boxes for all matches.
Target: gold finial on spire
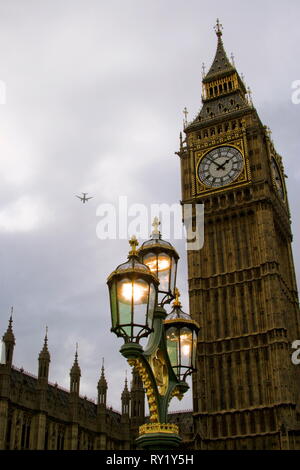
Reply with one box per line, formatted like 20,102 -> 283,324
214,18 -> 223,38
129,235 -> 139,255
173,287 -> 181,307
202,62 -> 206,78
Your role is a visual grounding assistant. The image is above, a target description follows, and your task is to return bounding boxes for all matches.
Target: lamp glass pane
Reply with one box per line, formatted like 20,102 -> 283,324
109,282 -> 118,329
147,282 -> 156,328
166,326 -> 179,369
133,278 -> 149,333
143,252 -> 158,276
169,257 -> 177,294
117,278 -> 133,336
180,327 -> 193,368
157,253 -> 171,291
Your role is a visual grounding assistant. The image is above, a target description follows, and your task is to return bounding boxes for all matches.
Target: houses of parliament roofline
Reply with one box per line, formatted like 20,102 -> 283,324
0,315 -> 193,450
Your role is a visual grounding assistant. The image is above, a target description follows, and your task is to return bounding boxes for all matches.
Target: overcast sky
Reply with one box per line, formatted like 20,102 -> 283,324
0,0 -> 299,413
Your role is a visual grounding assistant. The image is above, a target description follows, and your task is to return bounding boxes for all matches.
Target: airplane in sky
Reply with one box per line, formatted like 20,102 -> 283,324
75,192 -> 93,203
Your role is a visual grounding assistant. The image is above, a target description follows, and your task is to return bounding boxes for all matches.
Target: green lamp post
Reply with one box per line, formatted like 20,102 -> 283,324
107,221 -> 199,450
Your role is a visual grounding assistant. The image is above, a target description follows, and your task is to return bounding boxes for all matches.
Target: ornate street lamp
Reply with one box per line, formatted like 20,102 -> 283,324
164,288 -> 199,381
139,217 -> 179,306
107,236 -> 159,345
107,225 -> 199,450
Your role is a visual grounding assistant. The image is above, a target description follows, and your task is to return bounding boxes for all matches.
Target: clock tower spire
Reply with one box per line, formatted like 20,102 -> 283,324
179,21 -> 300,450
199,20 -> 249,126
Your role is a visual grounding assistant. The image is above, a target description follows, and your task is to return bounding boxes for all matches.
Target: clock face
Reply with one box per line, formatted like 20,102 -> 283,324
198,146 -> 244,188
271,158 -> 285,200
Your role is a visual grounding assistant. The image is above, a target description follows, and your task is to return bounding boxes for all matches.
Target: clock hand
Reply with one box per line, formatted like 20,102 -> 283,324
216,149 -> 228,169
215,158 -> 230,171
213,148 -> 231,170
206,156 -> 220,167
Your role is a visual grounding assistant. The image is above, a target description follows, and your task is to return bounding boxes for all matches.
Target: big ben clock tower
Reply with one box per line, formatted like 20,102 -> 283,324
178,20 -> 300,450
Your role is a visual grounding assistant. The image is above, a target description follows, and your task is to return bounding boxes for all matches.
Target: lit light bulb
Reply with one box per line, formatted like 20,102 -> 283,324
181,344 -> 190,356
121,282 -> 147,303
167,332 -> 177,342
181,333 -> 192,357
157,258 -> 170,271
145,257 -> 170,272
145,258 -> 156,271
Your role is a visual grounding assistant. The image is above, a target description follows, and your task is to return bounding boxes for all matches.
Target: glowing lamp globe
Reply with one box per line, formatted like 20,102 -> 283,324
107,236 -> 159,344
164,289 -> 199,381
139,218 -> 179,306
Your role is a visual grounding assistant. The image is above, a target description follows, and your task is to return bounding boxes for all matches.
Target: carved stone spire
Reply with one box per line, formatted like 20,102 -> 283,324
38,327 -> 50,381
189,20 -> 250,126
2,308 -> 15,366
121,372 -> 130,416
70,344 -> 81,394
97,358 -> 108,406
3,308 -> 15,344
204,19 -> 235,81
39,326 -> 50,361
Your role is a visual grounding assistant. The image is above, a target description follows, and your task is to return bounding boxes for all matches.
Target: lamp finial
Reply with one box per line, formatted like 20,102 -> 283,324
129,235 -> 139,255
173,287 -> 181,307
151,217 -> 161,236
